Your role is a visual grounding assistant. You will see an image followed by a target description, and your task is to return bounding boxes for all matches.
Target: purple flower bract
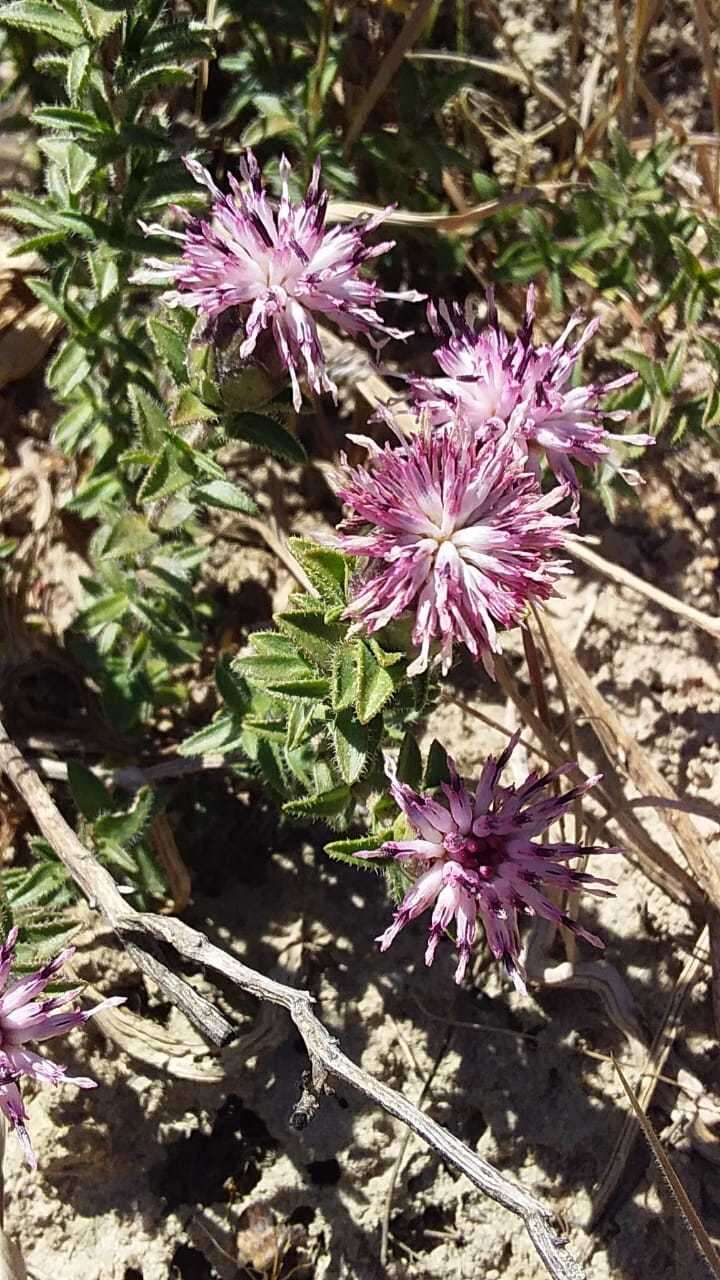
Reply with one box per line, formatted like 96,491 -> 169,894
135,150 -> 422,410
0,929 -> 123,1166
358,735 -> 615,991
326,425 -> 573,676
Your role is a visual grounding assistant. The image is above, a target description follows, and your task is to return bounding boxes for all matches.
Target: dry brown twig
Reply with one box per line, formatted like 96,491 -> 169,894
343,0 -> 435,153
589,928 -> 709,1230
492,655 -> 703,910
566,537 -> 720,642
0,718 -> 587,1280
328,183 -> 572,234
612,1053 -> 720,1278
534,614 -> 720,910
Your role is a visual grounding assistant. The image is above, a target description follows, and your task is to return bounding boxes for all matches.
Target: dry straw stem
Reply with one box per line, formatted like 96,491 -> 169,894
612,1053 -> 720,1278
343,0 -> 436,153
380,1028 -> 453,1267
534,614 -> 720,910
693,0 -> 720,201
0,719 -> 587,1280
566,537 -> 720,641
407,49 -> 583,129
589,926 -> 708,1230
493,654 -> 703,909
0,1231 -> 26,1280
328,182 -> 570,233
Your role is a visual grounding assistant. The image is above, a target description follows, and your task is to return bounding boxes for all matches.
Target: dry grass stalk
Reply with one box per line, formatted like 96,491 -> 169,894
380,1029 -> 453,1266
328,182 -> 571,233
589,927 -> 709,1228
493,655 -> 703,909
343,0 -> 436,152
693,0 -> 720,201
529,607 -> 586,959
612,1053 -> 720,1277
567,537 -> 720,640
611,0 -> 631,136
710,913 -> 720,1041
148,813 -> 192,914
521,622 -> 579,962
408,49 -> 583,128
535,614 -> 720,909
0,1231 -> 26,1280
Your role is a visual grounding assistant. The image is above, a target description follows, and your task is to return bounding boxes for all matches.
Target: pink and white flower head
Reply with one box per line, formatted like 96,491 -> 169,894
409,287 -> 653,505
326,424 -> 573,676
0,929 -> 123,1167
358,735 -> 615,991
134,150 -> 422,410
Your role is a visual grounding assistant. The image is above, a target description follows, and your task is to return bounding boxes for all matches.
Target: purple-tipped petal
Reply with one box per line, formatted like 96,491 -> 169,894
132,150 -> 422,409
0,932 -> 125,1165
362,744 -> 615,991
328,425 -> 572,676
409,289 -> 652,494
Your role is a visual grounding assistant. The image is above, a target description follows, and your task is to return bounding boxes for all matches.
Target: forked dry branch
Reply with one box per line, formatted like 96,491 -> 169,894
0,718 -> 587,1280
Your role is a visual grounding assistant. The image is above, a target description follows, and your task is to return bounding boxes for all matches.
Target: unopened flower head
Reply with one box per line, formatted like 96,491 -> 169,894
135,150 -> 422,410
358,735 -> 615,991
326,424 -> 573,676
409,288 -> 652,502
0,929 -> 123,1167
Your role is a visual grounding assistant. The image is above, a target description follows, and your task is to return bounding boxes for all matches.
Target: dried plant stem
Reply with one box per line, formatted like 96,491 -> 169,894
589,928 -> 710,1229
693,0 -> 720,201
380,1029 -> 452,1266
344,0 -> 436,152
443,691 -> 556,767
0,719 -> 587,1280
567,537 -> 720,641
612,1055 -> 720,1278
493,655 -> 703,909
535,615 -> 720,910
328,183 -> 570,233
611,0 -> 631,136
521,623 -> 578,962
710,913 -> 720,1042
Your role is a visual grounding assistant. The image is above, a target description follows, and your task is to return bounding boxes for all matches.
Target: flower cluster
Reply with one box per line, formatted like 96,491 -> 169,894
409,287 -> 653,505
325,424 -> 572,675
0,929 -> 123,1166
358,735 -> 615,990
136,150 -> 422,410
136,151 -> 640,995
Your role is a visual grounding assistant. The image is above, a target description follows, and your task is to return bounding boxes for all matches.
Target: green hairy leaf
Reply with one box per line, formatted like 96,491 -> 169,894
193,479 -> 258,515
226,412 -> 307,464
0,1 -> 85,45
354,640 -> 395,724
331,709 -> 372,785
283,783 -> 351,821
67,762 -> 110,822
